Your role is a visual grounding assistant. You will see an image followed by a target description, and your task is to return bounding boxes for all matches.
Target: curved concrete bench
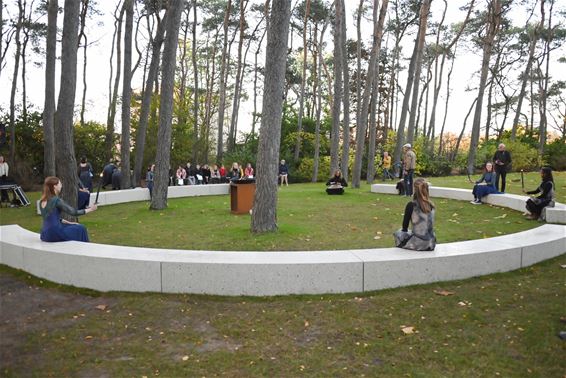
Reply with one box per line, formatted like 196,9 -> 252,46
371,184 -> 566,224
1,185 -> 563,296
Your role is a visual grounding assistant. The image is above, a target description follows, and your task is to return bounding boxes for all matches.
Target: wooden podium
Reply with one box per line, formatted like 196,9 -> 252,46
230,180 -> 256,214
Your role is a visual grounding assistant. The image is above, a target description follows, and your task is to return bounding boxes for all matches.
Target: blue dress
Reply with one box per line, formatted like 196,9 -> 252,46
473,172 -> 498,199
40,197 -> 89,242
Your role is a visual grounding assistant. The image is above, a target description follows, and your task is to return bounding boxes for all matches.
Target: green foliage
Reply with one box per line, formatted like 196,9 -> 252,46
476,138 -> 540,172
543,139 -> 566,170
295,156 -> 331,182
222,136 -> 259,168
74,121 -> 107,174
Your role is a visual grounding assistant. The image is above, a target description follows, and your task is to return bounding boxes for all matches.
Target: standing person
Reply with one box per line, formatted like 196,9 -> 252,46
146,164 -> 155,199
470,162 -> 498,204
0,155 -> 11,203
326,169 -> 348,195
78,157 -> 94,192
39,176 -> 97,242
244,163 -> 254,178
523,167 -> 555,220
493,143 -> 512,193
278,159 -> 289,186
382,151 -> 394,180
402,144 -> 416,197
393,178 -> 436,251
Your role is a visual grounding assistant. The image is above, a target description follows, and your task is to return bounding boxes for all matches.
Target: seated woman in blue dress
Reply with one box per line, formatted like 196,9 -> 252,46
40,176 -> 97,242
523,167 -> 555,220
470,162 -> 498,205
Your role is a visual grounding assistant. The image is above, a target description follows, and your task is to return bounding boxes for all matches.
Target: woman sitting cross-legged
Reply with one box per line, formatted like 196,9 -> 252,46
393,178 -> 436,251
326,169 -> 348,195
470,162 -> 498,205
40,176 -> 97,242
523,167 -> 555,220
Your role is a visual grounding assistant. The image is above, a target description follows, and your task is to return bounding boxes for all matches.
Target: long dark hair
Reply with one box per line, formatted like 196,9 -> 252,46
413,178 -> 434,213
541,167 -> 553,183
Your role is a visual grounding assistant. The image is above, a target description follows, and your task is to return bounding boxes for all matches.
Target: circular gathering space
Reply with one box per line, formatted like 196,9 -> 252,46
1,182 -> 565,296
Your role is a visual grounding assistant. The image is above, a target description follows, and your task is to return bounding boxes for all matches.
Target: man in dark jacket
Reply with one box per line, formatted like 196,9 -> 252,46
493,143 -> 512,193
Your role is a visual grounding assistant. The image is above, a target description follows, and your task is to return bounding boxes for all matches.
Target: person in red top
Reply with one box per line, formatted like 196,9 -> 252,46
244,163 -> 254,178
219,164 -> 227,183
176,165 -> 187,185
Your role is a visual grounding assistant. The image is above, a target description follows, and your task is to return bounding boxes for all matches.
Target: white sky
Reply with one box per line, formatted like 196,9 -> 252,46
0,0 -> 565,139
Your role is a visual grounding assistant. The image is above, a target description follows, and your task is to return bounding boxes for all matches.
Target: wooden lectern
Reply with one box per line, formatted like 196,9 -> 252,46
230,180 -> 256,214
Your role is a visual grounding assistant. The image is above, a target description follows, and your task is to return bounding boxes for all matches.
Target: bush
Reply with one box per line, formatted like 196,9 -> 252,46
295,156 -> 331,182
475,138 -> 540,172
543,139 -> 566,170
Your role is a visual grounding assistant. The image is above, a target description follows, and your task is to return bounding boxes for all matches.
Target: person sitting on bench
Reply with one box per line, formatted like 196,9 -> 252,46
326,169 -> 348,195
523,167 -> 555,220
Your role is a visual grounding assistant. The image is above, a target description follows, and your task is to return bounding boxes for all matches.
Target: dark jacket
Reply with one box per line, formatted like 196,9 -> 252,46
326,175 -> 347,187
493,150 -> 512,172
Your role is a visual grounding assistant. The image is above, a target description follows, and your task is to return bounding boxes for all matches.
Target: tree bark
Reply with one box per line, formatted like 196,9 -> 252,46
191,0 -> 199,161
352,0 -> 388,188
312,19 -> 328,183
293,0 -> 310,162
467,0 -> 501,174
340,0 -> 350,182
120,0 -> 134,189
133,11 -> 166,187
8,0 -> 23,164
329,0 -> 343,176
538,0 -> 553,154
150,0 -> 183,210
43,0 -> 57,177
216,0 -> 232,161
54,0 -> 81,211
251,0 -> 291,233
405,0 -> 431,144
78,0 -> 89,127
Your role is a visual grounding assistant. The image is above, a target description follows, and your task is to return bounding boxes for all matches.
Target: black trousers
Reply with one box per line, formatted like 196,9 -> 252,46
495,170 -> 507,192
326,187 -> 344,195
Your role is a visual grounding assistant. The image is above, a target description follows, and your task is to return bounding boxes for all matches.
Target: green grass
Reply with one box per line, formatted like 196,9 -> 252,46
2,174 -> 559,250
1,255 -> 564,376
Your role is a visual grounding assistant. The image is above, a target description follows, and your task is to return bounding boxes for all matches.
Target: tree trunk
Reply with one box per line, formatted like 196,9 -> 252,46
105,2 -> 125,163
293,0 -> 310,162
437,45 -> 456,156
312,20 -> 328,183
79,0 -> 89,127
452,97 -> 477,161
133,12 -> 166,187
329,0 -> 343,176
352,0 -> 388,188
538,0 -> 553,154
252,27 -> 267,136
21,3 -> 30,127
120,0 -> 134,189
9,0 -> 23,164
228,0 -> 248,152
355,0 -> 363,132
467,0 -> 501,175
251,0 -> 291,234
54,0 -> 81,212
150,0 -> 183,210
340,0 -> 350,181
216,0 -> 232,161
405,0 -> 431,145
191,0 -> 199,161
43,0 -> 57,177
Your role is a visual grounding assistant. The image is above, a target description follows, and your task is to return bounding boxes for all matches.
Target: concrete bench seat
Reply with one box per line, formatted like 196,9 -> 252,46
1,223 -> 564,296
371,184 -> 566,225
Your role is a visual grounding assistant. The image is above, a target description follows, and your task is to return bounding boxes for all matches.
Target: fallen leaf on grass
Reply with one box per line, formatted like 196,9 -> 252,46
304,320 -> 310,327
95,304 -> 108,311
560,264 -> 566,269
493,213 -> 507,219
373,236 -> 381,240
434,290 -> 455,296
401,326 -> 415,335
84,335 -> 93,340
182,356 -> 189,361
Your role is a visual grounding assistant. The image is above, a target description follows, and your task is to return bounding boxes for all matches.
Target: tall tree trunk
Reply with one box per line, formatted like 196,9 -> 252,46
105,2 -> 125,163
538,0 -> 553,154
9,0 -> 23,164
312,20 -> 328,182
340,0 -> 350,181
352,0 -> 388,188
216,0 -> 232,161
78,0 -> 89,127
355,0 -> 363,131
452,97 -> 477,161
252,28 -> 268,136
293,0 -> 310,162
251,0 -> 291,233
43,0 -> 57,177
228,0 -> 248,152
150,0 -> 183,210
54,0 -> 81,211
437,45 -> 456,156
366,72 -> 379,184
191,0 -> 199,161
120,0 -> 133,189
329,0 -> 343,175
20,1 -> 30,127
405,0 -> 431,144
467,0 -> 501,175
133,12 -> 166,187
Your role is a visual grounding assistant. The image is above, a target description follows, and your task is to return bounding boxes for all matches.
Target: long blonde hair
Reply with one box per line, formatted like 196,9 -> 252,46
41,176 -> 60,202
413,178 -> 434,213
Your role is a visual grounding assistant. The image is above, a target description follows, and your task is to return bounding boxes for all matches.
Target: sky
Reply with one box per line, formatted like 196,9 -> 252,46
0,0 -> 565,139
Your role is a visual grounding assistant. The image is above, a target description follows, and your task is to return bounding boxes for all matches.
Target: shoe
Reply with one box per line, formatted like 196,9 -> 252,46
471,200 -> 482,205
525,214 -> 537,220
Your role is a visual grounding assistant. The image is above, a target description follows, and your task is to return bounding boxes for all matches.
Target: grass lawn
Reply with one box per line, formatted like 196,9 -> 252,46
1,255 -> 564,376
3,172 -> 564,250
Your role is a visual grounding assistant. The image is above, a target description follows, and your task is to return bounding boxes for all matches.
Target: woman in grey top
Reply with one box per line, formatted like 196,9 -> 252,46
394,178 -> 436,251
